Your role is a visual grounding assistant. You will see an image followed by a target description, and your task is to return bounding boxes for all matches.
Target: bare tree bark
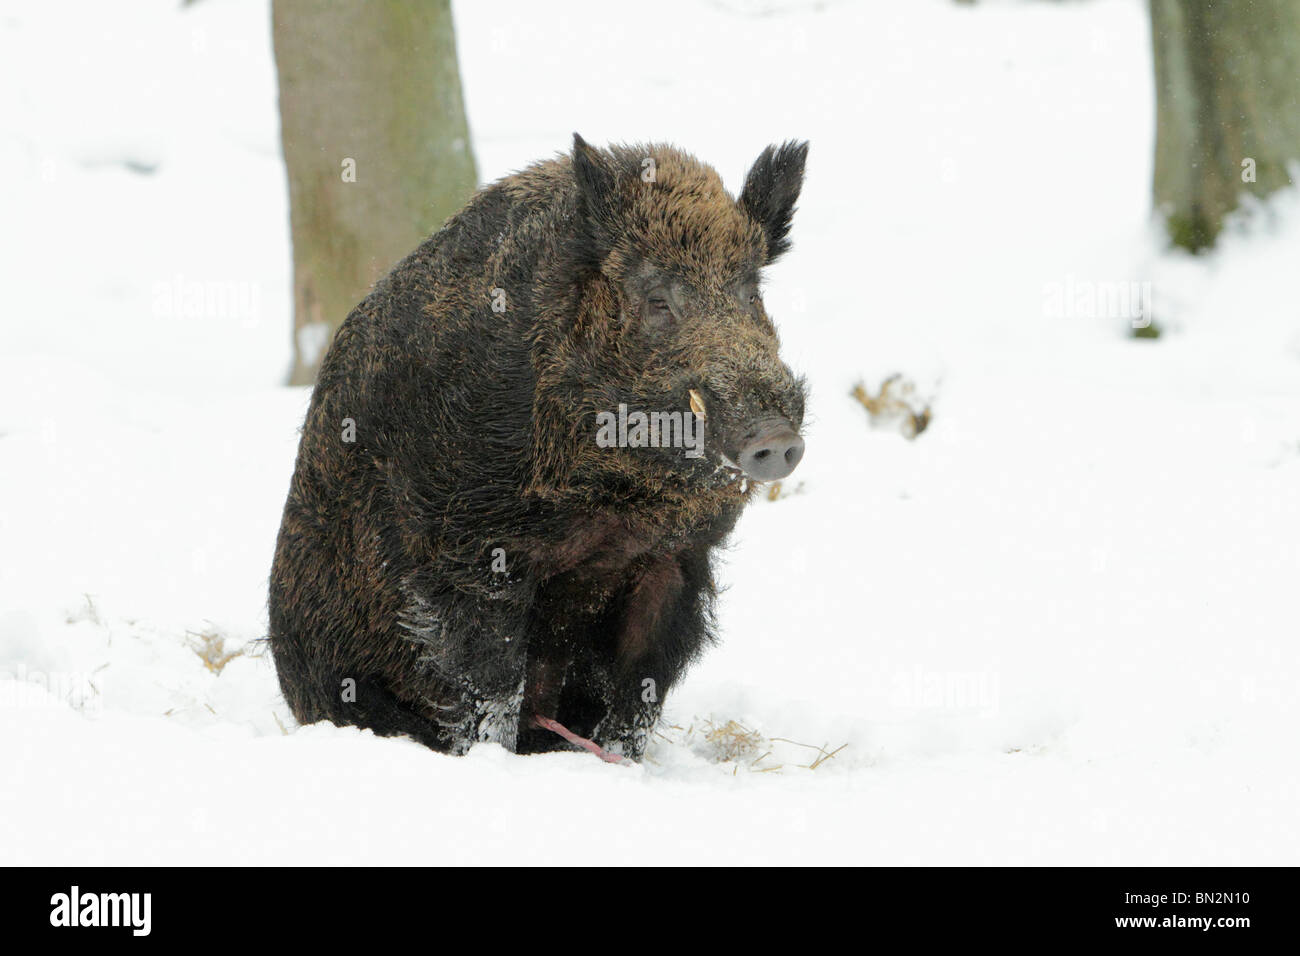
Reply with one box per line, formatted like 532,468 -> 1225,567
1150,0 -> 1300,252
273,0 -> 478,384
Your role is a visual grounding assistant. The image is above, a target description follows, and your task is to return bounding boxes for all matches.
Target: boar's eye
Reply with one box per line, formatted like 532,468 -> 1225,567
645,294 -> 675,329
738,285 -> 761,314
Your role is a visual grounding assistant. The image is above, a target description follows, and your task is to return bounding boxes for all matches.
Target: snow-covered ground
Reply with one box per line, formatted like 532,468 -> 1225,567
2,0 -> 1297,865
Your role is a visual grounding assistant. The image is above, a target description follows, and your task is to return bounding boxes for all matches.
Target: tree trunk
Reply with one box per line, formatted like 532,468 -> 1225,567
1149,0 -> 1300,252
273,0 -> 478,384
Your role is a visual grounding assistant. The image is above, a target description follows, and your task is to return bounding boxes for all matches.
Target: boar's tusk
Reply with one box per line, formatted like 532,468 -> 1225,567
688,389 -> 707,419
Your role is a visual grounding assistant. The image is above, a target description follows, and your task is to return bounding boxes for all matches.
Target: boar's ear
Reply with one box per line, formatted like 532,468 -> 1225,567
739,140 -> 809,264
573,133 -> 615,209
572,133 -> 618,259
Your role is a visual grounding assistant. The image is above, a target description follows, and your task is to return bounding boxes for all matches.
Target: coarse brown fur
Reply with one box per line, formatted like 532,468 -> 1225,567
268,135 -> 809,759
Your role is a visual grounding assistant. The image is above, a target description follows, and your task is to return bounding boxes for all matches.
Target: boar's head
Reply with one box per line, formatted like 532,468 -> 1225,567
544,134 -> 809,498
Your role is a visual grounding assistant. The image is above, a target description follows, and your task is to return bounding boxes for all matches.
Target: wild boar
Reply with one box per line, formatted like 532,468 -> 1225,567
269,134 -> 808,761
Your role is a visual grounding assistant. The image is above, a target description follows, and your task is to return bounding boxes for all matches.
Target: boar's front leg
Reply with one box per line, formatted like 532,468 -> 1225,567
517,548 -> 713,764
516,630 -> 632,764
591,684 -> 664,762
591,551 -> 706,761
514,633 -> 573,755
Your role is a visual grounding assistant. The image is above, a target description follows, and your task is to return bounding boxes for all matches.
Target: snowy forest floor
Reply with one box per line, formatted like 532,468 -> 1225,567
1,0 -> 1297,864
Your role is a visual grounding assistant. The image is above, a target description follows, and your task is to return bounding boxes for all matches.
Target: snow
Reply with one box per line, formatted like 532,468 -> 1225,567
2,0 -> 1297,865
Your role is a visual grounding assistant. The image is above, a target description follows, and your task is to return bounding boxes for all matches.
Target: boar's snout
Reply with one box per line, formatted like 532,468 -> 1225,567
736,416 -> 805,480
